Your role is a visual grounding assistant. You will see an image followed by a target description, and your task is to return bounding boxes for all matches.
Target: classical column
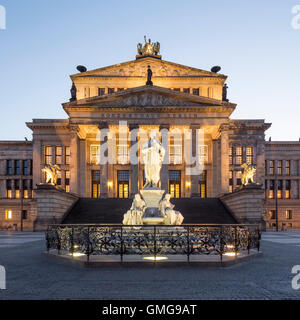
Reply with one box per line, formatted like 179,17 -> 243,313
190,124 -> 200,197
79,139 -> 87,197
99,123 -> 108,198
129,124 -> 139,196
160,124 -> 170,192
220,128 -> 230,194
212,139 -> 219,197
69,127 -> 80,195
32,139 -> 42,188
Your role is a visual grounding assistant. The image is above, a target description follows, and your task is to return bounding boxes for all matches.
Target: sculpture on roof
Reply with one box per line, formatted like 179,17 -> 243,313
137,36 -> 161,56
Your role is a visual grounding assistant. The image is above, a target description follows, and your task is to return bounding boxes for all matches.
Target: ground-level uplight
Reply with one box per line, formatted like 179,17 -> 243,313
224,252 -> 240,257
143,256 -> 168,261
71,252 -> 85,257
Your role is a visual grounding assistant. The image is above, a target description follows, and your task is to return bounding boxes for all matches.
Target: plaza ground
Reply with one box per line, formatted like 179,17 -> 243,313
0,231 -> 299,300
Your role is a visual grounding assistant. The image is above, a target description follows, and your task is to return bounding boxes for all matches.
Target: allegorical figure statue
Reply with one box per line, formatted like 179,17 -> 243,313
222,83 -> 229,102
141,131 -> 165,188
241,163 -> 256,185
123,194 -> 146,225
146,65 -> 153,86
159,194 -> 184,225
41,163 -> 61,185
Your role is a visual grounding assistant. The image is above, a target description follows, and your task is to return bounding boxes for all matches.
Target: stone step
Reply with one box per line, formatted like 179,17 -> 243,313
62,197 -> 237,224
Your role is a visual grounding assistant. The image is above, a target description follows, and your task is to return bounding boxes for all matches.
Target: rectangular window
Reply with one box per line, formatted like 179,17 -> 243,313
198,171 -> 207,198
285,180 -> 291,199
236,170 -> 242,186
6,180 -> 12,198
269,160 -> 274,175
117,88 -> 124,92
269,210 -> 276,220
6,160 -> 13,175
285,160 -> 290,175
277,160 -> 283,175
286,210 -> 292,220
269,179 -> 274,199
65,171 -> 70,193
277,180 -> 282,199
15,160 -> 21,175
235,146 -> 243,165
192,88 -> 199,95
229,147 -> 233,165
91,170 -> 100,198
183,88 -> 190,93
169,136 -> 182,164
22,210 -> 27,220
98,88 -> 105,96
246,146 -> 254,164
15,180 -> 20,199
118,170 -> 129,199
23,180 -> 28,198
173,88 -> 180,92
23,160 -> 30,175
90,145 -> 100,165
44,146 -> 52,164
108,88 -> 115,94
55,146 -> 62,165
64,146 -> 70,165
5,210 -> 12,220
169,170 -> 181,198
56,170 -> 62,186
229,170 -> 233,192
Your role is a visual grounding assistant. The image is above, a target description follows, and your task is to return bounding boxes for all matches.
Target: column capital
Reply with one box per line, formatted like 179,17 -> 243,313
159,124 -> 170,131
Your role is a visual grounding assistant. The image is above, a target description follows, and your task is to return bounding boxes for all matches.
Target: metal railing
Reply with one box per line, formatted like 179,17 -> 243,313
46,224 -> 261,262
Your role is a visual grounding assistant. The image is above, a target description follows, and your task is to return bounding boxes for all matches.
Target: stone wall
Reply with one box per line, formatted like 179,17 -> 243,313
34,184 -> 78,231
220,184 -> 265,229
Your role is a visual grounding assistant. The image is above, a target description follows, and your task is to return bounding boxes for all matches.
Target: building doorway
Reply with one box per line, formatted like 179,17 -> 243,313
118,170 -> 129,198
91,170 -> 100,198
198,170 -> 207,198
169,170 -> 181,198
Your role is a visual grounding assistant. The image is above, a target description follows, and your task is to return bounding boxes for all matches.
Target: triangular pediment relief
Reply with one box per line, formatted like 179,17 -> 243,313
71,57 -> 226,79
64,86 -> 234,109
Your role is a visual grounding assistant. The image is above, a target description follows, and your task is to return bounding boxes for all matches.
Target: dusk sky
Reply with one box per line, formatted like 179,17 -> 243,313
0,0 -> 299,141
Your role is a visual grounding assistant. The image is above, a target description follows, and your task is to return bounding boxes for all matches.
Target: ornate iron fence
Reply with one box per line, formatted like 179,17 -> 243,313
46,224 -> 261,262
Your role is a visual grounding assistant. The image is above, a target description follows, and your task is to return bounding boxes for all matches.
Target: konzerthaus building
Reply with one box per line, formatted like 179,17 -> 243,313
0,39 -> 300,230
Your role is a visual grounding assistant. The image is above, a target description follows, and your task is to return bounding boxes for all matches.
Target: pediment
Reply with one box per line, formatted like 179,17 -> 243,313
64,86 -> 234,110
71,57 -> 226,79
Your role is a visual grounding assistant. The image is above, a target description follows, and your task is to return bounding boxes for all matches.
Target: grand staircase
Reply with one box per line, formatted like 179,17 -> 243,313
62,197 -> 237,224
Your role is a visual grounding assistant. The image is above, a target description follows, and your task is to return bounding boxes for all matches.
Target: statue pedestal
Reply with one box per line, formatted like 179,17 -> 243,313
140,189 -> 165,224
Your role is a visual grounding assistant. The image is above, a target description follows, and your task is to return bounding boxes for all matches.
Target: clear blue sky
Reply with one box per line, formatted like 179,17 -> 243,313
0,0 -> 299,141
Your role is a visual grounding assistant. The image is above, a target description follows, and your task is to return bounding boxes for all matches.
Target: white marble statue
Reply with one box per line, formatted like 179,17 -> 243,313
141,131 -> 165,188
241,163 -> 256,185
123,194 -> 146,225
159,194 -> 184,225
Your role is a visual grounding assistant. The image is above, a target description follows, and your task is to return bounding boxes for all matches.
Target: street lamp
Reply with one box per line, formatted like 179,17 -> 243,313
275,169 -> 278,232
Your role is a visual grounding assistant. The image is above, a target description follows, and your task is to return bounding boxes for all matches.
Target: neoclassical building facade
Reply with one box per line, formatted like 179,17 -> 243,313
0,42 -> 300,230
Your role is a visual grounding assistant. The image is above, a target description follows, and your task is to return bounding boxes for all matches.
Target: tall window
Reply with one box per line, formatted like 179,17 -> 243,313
65,171 -> 70,193
285,160 -> 290,175
15,160 -> 21,175
98,88 -> 105,96
6,180 -> 12,198
169,136 -> 182,164
108,88 -> 115,94
45,146 -> 52,164
55,146 -> 62,165
277,180 -> 282,199
23,160 -> 30,175
173,88 -> 180,92
65,146 -> 70,165
15,179 -> 20,199
56,170 -> 62,186
169,170 -> 181,198
5,210 -> 12,220
90,145 -> 100,165
235,147 -> 243,165
246,146 -> 254,164
91,170 -> 100,198
23,180 -> 29,199
192,88 -> 199,95
236,170 -> 242,186
199,170 -> 207,198
286,210 -> 292,220
229,147 -> 233,165
269,160 -> 274,175
183,88 -> 190,93
277,160 -> 283,175
7,160 -> 13,175
117,135 -> 129,165
285,180 -> 291,199
269,210 -> 276,219
229,171 -> 233,193
269,180 -> 274,199
118,170 -> 129,198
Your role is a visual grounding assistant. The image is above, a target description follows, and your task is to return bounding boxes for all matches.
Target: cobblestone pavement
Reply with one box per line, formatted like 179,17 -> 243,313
0,231 -> 299,300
